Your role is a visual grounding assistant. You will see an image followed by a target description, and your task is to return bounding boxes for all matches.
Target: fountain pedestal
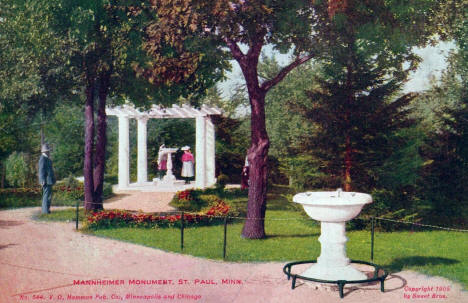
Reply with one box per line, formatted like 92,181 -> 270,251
293,190 -> 372,281
302,221 -> 367,281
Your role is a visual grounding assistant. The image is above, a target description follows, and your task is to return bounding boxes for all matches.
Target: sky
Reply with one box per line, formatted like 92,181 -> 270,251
403,41 -> 456,92
217,41 -> 456,99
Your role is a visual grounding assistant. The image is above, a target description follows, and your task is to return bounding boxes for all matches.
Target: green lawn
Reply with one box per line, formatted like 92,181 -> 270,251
78,210 -> 467,288
36,208 -> 85,221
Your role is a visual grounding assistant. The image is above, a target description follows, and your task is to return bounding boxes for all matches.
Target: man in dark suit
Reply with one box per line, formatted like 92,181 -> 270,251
38,143 -> 56,214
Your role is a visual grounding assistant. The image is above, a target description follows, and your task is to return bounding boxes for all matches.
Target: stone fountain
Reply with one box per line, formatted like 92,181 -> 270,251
283,189 -> 388,298
153,147 -> 179,188
292,189 -> 372,281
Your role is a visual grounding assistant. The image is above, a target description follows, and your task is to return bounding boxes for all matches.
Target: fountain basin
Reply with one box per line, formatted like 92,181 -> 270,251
292,190 -> 372,281
293,191 -> 372,222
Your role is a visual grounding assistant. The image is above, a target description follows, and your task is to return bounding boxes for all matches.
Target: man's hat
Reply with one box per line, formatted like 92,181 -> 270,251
41,143 -> 51,153
181,146 -> 190,151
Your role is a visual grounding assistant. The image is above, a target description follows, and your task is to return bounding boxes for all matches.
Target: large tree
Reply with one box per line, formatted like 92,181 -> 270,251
0,0 -> 77,186
149,0 -> 331,239
290,0 -> 447,192
150,0 -> 445,238
53,0 -> 227,210
0,0 -> 76,145
52,0 -> 149,210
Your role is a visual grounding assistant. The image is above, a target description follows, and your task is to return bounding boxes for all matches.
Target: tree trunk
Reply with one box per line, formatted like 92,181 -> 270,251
241,87 -> 269,239
92,73 -> 110,209
84,81 -> 96,211
225,37 -> 312,239
344,57 -> 354,192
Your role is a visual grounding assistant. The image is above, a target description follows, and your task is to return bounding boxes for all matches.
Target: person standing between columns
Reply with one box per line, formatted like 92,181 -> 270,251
181,146 -> 194,184
241,154 -> 249,190
38,143 -> 56,214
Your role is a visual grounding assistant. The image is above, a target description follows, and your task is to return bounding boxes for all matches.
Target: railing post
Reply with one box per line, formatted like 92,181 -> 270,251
75,201 -> 79,230
181,211 -> 184,251
371,217 -> 375,261
223,215 -> 228,260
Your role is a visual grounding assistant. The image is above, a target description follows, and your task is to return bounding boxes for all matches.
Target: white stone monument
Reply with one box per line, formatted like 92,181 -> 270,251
153,147 -> 179,186
106,104 -> 221,191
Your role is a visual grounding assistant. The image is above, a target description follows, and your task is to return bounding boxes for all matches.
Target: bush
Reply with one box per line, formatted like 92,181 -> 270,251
53,179 -> 113,204
169,189 -> 206,211
104,174 -> 118,185
5,152 -> 29,188
348,188 -> 422,231
267,155 -> 288,185
216,174 -> 230,190
102,182 -> 113,199
0,181 -> 113,209
53,184 -> 84,203
199,194 -> 222,206
63,175 -> 80,188
0,187 -> 42,208
170,188 -> 248,218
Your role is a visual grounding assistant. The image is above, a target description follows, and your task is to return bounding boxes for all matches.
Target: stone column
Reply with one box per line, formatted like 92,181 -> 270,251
206,117 -> 216,186
137,116 -> 148,184
195,115 -> 206,188
118,115 -> 130,189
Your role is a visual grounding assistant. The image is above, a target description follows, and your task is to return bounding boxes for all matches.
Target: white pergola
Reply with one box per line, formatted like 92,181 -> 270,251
106,104 -> 222,190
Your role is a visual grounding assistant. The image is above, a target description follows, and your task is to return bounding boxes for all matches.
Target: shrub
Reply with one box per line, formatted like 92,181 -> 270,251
102,182 -> 113,199
0,182 -> 113,209
171,189 -> 248,218
53,180 -> 113,204
104,174 -> 118,185
169,189 -> 206,211
52,183 -> 84,204
5,152 -> 29,188
348,188 -> 422,231
0,187 -> 42,208
63,175 -> 80,188
216,174 -> 230,190
199,194 -> 222,206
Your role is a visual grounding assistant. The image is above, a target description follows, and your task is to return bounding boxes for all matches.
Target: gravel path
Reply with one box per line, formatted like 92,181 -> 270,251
103,192 -> 176,213
0,193 -> 466,303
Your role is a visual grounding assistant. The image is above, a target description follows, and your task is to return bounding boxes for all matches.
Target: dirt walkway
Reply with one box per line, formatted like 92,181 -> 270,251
104,192 -> 176,213
0,193 -> 466,303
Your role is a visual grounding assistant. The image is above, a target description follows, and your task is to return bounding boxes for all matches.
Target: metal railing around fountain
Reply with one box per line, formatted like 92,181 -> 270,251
283,260 -> 388,298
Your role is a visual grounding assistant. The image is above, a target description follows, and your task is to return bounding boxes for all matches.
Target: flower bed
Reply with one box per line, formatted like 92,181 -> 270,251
53,184 -> 85,203
0,187 -> 42,208
0,188 -> 42,195
169,188 -> 248,218
85,201 -> 231,229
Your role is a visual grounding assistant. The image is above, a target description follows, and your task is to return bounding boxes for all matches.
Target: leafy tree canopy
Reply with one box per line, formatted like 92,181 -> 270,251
0,0 -> 76,113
